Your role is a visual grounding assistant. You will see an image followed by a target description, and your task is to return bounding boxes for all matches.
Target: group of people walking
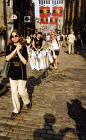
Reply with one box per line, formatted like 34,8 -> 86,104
5,29 -> 61,118
26,32 -> 61,70
3,29 -> 83,118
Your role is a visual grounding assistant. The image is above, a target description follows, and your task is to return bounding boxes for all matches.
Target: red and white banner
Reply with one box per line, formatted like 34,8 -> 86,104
40,7 -> 50,17
40,17 -> 48,24
52,7 -> 63,16
50,17 -> 57,24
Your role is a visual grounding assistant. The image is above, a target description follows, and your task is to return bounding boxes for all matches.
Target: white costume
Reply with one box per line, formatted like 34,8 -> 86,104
27,46 -> 53,71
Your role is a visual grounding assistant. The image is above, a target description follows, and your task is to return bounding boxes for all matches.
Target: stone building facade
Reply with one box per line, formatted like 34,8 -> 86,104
63,0 -> 86,40
39,0 -> 64,33
13,0 -> 35,37
0,0 -> 13,30
0,0 -> 13,52
0,0 -> 35,52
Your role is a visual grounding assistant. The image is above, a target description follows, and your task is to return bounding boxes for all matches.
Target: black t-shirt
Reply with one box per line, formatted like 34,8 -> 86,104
76,38 -> 82,46
6,44 -> 28,80
60,35 -> 63,41
34,37 -> 43,49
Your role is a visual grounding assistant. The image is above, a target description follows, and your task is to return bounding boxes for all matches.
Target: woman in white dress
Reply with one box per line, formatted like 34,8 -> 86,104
50,34 -> 60,69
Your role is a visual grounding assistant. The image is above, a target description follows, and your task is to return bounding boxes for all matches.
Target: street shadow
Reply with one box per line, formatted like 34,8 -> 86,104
1,77 -> 9,85
33,113 -> 76,140
0,136 -> 10,140
27,68 -> 52,104
67,99 -> 86,140
0,78 -> 9,97
33,113 -> 57,140
81,51 -> 86,59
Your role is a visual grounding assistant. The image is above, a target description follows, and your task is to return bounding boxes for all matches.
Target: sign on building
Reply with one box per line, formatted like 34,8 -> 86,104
24,16 -> 30,23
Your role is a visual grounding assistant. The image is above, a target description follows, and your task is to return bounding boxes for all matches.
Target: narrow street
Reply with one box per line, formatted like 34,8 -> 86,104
0,47 -> 86,140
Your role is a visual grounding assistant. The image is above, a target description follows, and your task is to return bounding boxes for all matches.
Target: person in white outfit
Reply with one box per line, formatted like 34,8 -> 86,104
6,30 -> 31,118
67,31 -> 76,54
50,34 -> 60,69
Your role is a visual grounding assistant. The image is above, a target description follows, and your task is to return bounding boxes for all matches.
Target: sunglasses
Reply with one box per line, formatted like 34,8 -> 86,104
11,35 -> 19,38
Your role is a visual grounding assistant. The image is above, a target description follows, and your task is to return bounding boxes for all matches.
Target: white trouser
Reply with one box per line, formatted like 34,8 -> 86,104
9,78 -> 30,113
68,42 -> 74,54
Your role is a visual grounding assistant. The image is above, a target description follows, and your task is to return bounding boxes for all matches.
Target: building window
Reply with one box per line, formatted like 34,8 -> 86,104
52,0 -> 56,5
59,0 -> 63,4
40,0 -> 42,4
57,0 -> 58,4
8,0 -> 13,8
8,0 -> 10,6
46,0 -> 50,4
54,0 -> 56,4
42,0 -> 43,4
40,0 -> 43,4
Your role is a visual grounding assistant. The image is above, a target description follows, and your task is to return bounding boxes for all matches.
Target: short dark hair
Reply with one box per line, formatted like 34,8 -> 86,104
37,32 -> 42,35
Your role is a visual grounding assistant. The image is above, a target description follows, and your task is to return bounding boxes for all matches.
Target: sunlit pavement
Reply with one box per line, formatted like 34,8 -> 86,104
0,47 -> 86,140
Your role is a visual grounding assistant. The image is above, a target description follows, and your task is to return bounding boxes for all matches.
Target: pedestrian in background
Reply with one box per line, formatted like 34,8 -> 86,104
6,29 -> 31,118
76,33 -> 83,55
26,35 -> 31,46
59,33 -> 64,47
67,31 -> 76,54
50,34 -> 60,69
26,34 -> 34,49
32,32 -> 45,52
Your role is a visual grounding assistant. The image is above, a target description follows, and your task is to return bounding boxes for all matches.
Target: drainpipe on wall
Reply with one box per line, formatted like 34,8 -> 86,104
3,0 -> 8,50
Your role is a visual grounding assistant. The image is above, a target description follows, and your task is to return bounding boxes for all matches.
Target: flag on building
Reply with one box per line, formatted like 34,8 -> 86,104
40,7 -> 50,17
40,17 -> 48,24
50,17 -> 57,24
52,7 -> 63,16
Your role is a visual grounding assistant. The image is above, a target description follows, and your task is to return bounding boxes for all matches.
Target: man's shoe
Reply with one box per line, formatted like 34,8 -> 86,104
26,102 -> 32,109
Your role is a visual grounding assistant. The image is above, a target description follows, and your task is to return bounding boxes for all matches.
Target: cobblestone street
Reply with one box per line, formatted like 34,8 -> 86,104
0,48 -> 86,140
